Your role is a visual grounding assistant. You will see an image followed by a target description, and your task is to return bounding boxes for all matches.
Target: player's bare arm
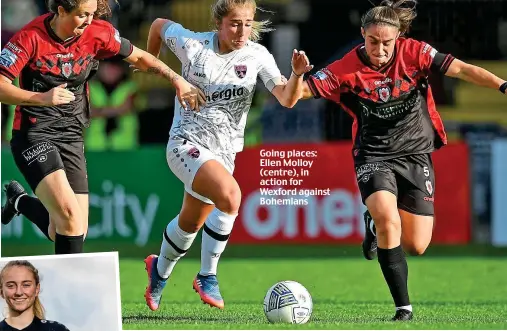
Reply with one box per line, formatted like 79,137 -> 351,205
271,49 -> 314,108
0,74 -> 75,106
300,81 -> 315,100
125,46 -> 206,110
445,59 -> 506,93
147,18 -> 174,57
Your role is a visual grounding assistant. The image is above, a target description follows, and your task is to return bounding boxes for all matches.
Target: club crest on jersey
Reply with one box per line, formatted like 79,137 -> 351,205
61,62 -> 72,78
425,180 -> 433,195
378,86 -> 391,102
187,147 -> 200,159
234,64 -> 247,79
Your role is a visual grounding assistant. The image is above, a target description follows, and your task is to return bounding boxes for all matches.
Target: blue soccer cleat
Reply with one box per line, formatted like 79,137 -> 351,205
192,274 -> 224,309
144,254 -> 167,311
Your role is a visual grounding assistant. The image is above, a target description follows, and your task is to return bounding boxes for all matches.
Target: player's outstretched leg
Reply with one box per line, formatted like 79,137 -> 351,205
366,191 -> 413,321
1,180 -> 52,241
195,207 -> 236,309
144,215 -> 199,311
362,210 -> 377,260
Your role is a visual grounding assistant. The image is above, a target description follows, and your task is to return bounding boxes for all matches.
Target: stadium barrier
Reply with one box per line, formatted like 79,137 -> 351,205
491,138 -> 507,247
1,142 -> 471,252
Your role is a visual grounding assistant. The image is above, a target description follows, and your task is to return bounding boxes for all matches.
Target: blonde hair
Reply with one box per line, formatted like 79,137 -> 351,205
361,0 -> 417,36
0,260 -> 45,320
211,0 -> 274,42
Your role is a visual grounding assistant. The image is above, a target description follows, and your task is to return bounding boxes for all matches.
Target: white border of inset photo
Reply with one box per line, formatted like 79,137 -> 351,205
0,252 -> 122,331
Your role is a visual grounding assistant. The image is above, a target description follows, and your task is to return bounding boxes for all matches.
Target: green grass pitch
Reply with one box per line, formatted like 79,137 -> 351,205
120,245 -> 507,330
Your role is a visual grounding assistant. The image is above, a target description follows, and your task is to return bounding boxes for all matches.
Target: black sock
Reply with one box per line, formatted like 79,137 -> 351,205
377,245 -> 410,307
55,233 -> 84,254
17,195 -> 52,241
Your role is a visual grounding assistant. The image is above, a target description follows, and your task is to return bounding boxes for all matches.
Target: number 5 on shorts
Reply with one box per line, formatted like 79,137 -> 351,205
423,166 -> 430,177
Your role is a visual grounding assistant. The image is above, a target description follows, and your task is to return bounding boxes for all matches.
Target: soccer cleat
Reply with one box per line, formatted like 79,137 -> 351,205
192,274 -> 224,309
1,180 -> 26,225
392,309 -> 413,321
144,254 -> 167,311
362,210 -> 377,260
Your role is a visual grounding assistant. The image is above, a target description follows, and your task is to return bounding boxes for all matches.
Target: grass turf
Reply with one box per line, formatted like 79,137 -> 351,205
120,256 -> 507,329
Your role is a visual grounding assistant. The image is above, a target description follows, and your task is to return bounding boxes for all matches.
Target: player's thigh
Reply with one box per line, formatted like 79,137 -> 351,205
58,140 -> 89,233
395,153 -> 435,255
399,209 -> 433,256
34,169 -> 82,233
356,161 -> 400,228
166,138 -> 240,212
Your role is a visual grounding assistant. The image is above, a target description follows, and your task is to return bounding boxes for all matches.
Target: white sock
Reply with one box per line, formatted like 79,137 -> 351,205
156,215 -> 198,279
200,208 -> 237,276
396,305 -> 412,312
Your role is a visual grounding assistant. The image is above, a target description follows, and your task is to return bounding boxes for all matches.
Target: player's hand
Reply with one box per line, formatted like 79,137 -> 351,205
291,49 -> 314,77
38,83 -> 75,106
174,80 -> 206,112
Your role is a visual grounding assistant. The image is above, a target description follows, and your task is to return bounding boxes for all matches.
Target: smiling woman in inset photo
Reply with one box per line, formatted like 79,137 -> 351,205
0,260 -> 69,331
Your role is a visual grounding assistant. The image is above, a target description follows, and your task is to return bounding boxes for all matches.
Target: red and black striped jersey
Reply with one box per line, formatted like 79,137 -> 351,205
0,13 -> 133,141
307,37 -> 454,163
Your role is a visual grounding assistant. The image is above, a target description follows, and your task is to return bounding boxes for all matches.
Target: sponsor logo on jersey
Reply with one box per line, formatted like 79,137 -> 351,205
62,62 -> 73,78
56,53 -> 74,59
374,77 -> 392,85
206,87 -> 245,103
0,48 -> 18,68
378,86 -> 391,102
166,37 -> 177,52
314,70 -> 328,80
193,71 -> 206,78
234,64 -> 247,79
6,42 -> 22,54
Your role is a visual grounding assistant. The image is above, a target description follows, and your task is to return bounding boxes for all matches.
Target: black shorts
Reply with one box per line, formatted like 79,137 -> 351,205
10,135 -> 88,194
355,154 -> 435,216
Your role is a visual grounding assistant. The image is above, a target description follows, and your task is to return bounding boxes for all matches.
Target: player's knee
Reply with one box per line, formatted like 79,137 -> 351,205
51,203 -> 83,235
373,214 -> 401,236
215,185 -> 241,214
405,242 -> 429,256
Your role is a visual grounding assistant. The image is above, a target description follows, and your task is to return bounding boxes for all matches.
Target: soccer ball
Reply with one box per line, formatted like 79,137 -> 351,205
263,281 -> 313,324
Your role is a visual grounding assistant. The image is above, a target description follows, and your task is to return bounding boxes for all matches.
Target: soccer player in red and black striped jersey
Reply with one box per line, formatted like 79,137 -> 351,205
298,0 -> 507,321
0,0 -> 205,255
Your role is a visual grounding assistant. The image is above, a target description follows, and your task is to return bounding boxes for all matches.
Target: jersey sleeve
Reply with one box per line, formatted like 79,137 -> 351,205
0,30 -> 35,80
412,39 -> 455,75
161,22 -> 209,64
257,46 -> 283,92
305,60 -> 342,103
95,21 -> 133,60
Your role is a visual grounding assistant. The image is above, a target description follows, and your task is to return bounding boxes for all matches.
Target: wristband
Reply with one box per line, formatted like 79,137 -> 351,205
292,69 -> 303,77
500,82 -> 507,94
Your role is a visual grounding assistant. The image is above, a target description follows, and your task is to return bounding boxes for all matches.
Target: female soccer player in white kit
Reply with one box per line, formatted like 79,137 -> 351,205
143,0 -> 313,310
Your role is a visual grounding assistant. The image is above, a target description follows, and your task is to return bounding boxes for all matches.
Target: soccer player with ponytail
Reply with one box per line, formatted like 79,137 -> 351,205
296,0 -> 506,320
143,0 -> 313,311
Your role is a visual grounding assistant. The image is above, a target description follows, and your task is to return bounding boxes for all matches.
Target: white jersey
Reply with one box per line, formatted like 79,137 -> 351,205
162,22 -> 283,155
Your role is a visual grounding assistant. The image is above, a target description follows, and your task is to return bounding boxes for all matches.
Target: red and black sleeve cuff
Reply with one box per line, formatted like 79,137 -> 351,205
431,53 -> 455,74
0,68 -> 16,81
306,77 -> 321,99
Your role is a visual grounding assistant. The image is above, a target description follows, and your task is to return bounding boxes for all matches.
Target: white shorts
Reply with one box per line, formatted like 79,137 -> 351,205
166,138 -> 236,204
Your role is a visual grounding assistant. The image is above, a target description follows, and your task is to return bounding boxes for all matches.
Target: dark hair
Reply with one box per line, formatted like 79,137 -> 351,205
211,0 -> 274,42
361,0 -> 417,36
47,0 -> 117,18
0,260 -> 44,320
